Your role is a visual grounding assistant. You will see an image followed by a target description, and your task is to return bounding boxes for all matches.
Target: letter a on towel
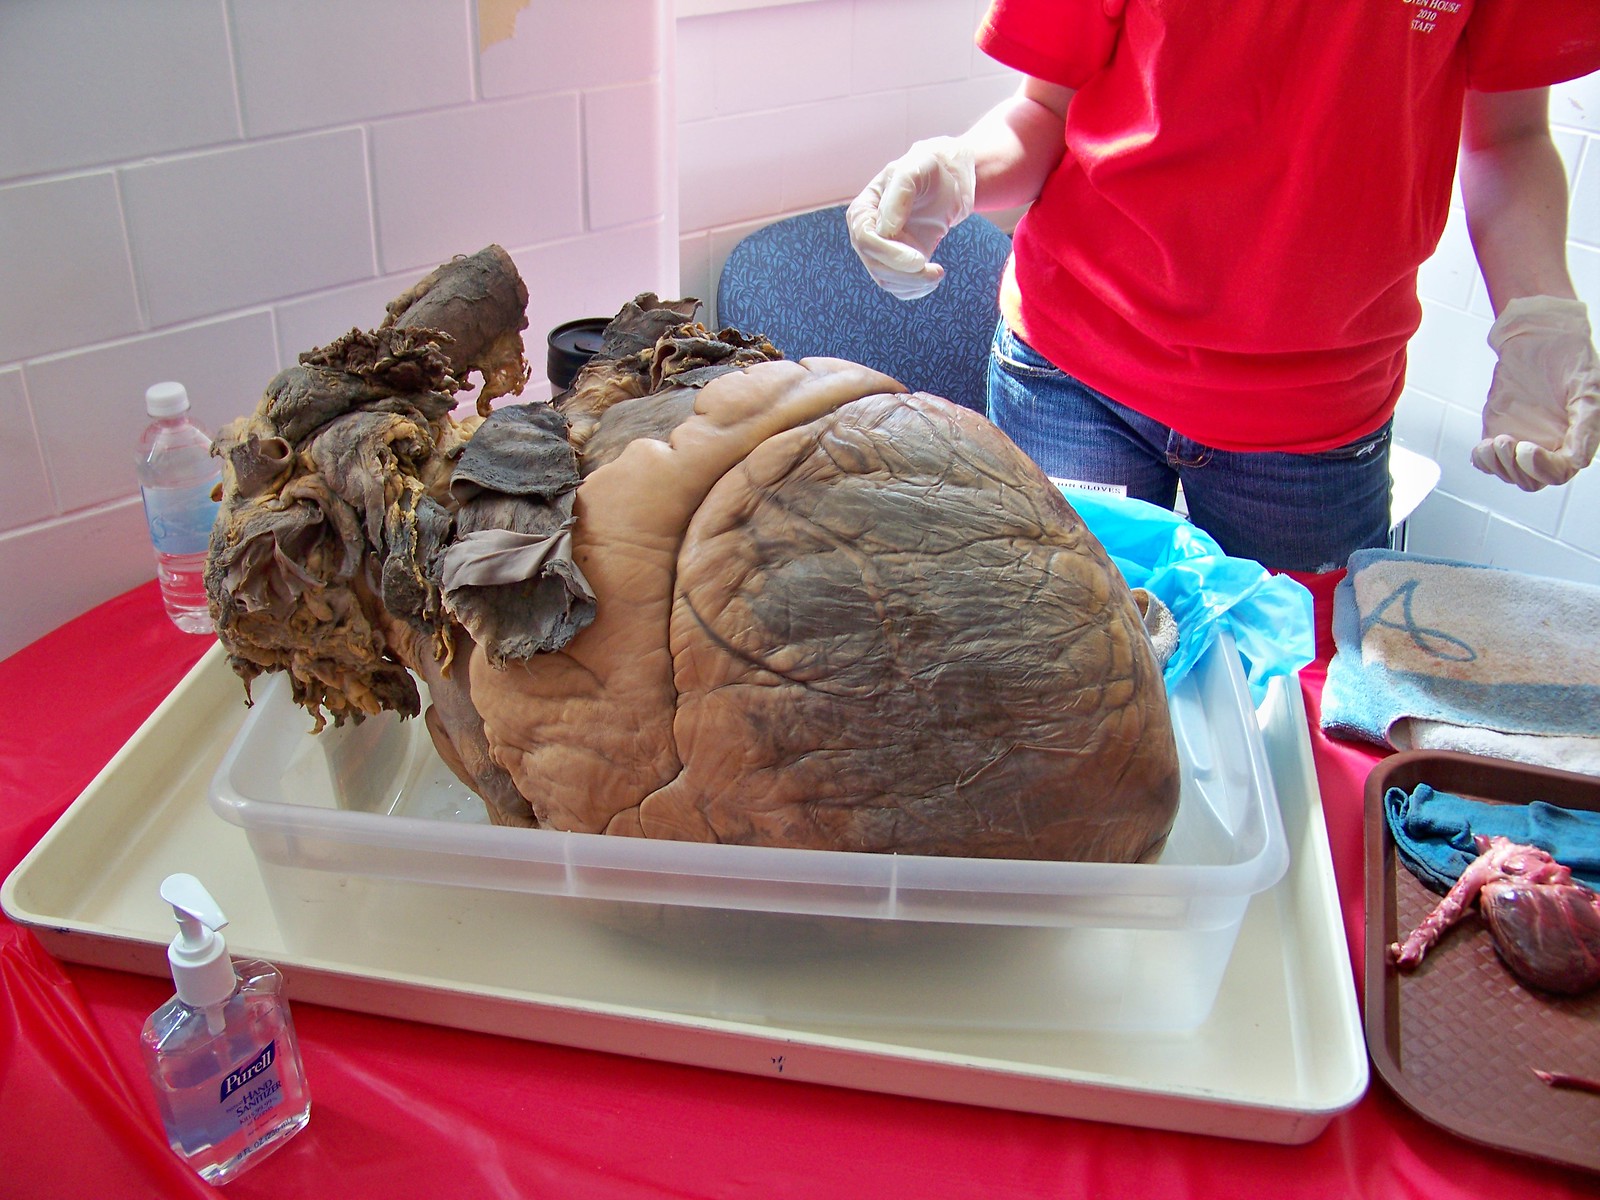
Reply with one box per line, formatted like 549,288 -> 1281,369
1321,549 -> 1600,772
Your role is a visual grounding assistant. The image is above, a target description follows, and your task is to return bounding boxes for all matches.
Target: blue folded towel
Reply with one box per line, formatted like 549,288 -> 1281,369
1384,784 -> 1600,893
1322,549 -> 1600,773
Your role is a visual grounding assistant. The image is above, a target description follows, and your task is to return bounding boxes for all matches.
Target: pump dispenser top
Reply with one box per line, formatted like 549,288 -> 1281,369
160,873 -> 237,1012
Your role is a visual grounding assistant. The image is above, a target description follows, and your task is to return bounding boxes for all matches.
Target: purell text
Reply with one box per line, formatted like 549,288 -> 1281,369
220,1041 -> 277,1102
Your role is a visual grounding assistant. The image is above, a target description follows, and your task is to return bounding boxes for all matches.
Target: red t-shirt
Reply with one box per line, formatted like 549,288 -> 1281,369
977,0 -> 1600,452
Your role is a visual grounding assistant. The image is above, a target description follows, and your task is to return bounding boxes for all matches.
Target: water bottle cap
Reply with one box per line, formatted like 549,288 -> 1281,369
145,381 -> 190,418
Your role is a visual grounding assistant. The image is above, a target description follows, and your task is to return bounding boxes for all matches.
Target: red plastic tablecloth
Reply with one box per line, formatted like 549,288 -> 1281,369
2,580 -> 1595,1199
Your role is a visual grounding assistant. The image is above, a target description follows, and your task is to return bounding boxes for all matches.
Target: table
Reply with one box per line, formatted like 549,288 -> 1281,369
2,580 -> 1594,1199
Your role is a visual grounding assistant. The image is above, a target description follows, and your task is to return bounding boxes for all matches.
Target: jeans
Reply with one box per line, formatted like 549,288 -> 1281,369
986,322 -> 1393,573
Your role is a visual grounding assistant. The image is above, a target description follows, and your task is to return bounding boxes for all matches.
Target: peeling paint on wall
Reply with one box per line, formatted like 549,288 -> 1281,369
478,0 -> 532,51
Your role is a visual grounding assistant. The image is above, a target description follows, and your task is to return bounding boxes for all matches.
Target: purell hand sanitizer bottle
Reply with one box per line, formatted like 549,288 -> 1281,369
139,874 -> 311,1183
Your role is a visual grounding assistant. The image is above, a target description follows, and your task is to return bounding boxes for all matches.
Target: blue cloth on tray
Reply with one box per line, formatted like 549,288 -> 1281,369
1383,783 -> 1600,893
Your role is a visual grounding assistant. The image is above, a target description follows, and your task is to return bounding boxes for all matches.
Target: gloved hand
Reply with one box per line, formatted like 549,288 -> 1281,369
846,137 -> 977,300
1472,296 -> 1600,491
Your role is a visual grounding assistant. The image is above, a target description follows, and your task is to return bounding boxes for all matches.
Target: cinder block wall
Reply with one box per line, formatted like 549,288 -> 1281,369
0,0 -> 676,659
676,0 -> 1018,321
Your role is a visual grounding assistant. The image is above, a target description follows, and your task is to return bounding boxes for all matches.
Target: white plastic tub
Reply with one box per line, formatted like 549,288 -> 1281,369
208,631 -> 1286,1032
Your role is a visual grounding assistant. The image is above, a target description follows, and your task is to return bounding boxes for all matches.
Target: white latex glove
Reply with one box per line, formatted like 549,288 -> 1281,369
1472,296 -> 1600,491
846,137 -> 977,300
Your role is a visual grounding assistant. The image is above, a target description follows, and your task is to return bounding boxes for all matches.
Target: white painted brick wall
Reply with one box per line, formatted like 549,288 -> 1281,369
679,0 -> 1600,589
0,0 -> 676,660
676,0 -> 1016,315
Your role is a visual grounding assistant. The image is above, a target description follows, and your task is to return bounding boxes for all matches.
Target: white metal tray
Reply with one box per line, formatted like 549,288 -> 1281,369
2,646 -> 1367,1144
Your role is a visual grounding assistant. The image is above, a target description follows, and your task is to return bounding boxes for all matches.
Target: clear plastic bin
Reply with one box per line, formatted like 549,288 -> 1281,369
209,631 -> 1286,1032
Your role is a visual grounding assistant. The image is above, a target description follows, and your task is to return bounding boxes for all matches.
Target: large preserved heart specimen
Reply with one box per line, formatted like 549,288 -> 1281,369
207,246 -> 1180,863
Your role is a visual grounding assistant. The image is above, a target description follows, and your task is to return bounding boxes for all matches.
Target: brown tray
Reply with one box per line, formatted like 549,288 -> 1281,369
1365,750 -> 1600,1175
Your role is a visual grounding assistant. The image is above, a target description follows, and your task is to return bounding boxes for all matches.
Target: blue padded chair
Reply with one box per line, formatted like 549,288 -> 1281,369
716,205 -> 1012,414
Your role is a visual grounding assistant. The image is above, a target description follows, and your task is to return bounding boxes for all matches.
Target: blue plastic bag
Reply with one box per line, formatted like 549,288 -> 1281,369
1064,489 -> 1315,702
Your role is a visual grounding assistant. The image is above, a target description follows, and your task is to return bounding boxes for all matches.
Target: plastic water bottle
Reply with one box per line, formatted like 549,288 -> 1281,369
137,382 -> 222,634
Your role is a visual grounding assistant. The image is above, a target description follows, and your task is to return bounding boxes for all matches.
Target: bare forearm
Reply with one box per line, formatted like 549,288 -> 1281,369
1460,88 -> 1577,314
961,78 -> 1074,212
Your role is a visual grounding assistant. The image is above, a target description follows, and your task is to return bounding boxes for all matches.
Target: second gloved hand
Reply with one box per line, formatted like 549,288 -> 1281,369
1472,296 -> 1600,491
846,137 -> 977,300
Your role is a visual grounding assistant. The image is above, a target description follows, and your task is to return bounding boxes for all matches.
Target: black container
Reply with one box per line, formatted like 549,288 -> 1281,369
547,317 -> 610,392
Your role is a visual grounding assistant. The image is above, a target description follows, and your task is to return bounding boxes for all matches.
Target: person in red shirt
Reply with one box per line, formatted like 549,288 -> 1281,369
848,0 -> 1600,572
